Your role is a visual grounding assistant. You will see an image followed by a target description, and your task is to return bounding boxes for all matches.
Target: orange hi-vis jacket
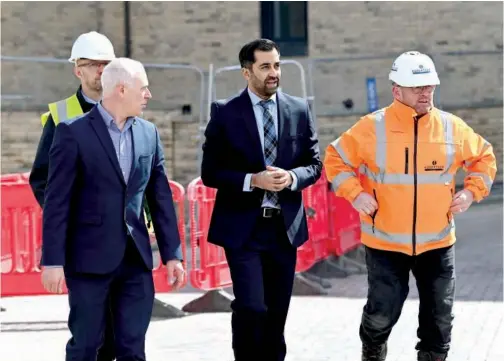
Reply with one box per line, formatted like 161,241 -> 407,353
324,99 -> 497,256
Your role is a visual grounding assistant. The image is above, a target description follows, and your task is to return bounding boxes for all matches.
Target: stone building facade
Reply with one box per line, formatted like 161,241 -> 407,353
1,1 -> 502,185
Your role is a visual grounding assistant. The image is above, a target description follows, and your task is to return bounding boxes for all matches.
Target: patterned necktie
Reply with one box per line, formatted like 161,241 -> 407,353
259,99 -> 279,207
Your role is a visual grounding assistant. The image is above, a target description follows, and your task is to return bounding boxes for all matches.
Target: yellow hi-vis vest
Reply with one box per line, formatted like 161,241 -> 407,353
39,94 -> 155,234
41,94 -> 84,127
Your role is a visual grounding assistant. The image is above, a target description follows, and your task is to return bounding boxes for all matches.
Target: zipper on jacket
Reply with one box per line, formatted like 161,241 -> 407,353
404,147 -> 409,174
371,189 -> 379,233
412,117 -> 419,255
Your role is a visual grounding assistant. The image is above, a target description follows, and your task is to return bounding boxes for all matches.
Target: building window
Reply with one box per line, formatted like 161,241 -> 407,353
261,1 -> 308,57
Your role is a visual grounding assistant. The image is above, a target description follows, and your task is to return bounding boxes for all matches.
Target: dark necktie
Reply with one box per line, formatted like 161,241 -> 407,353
259,99 -> 279,207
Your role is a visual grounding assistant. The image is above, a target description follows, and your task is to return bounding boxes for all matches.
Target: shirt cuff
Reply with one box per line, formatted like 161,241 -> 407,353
243,173 -> 253,192
289,171 -> 298,191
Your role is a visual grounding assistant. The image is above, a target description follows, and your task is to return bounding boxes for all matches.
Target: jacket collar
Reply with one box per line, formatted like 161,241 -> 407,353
390,99 -> 434,123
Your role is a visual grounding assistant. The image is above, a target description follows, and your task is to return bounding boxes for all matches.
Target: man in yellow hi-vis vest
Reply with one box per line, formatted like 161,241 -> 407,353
29,31 -> 119,361
30,31 -> 115,206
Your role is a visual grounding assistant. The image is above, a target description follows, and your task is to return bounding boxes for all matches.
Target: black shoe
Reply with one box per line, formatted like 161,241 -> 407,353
417,350 -> 447,361
362,343 -> 387,361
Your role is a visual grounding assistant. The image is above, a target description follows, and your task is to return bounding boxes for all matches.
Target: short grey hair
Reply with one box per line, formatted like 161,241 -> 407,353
101,57 -> 146,96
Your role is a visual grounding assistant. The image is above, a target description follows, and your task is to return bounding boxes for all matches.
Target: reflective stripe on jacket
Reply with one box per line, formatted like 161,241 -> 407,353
41,94 -> 84,126
39,93 -> 155,234
324,99 -> 497,255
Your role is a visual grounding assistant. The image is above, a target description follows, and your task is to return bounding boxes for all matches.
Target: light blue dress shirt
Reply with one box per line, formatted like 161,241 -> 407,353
97,103 -> 134,183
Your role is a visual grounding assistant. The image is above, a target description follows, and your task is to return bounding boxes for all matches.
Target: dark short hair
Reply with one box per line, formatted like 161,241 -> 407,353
239,39 -> 280,69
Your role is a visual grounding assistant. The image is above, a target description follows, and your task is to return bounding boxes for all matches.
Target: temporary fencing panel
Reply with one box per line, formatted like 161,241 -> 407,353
152,180 -> 188,293
187,177 -> 232,290
327,193 -> 362,256
187,176 -> 332,291
1,181 -> 46,296
295,173 -> 330,272
326,170 -> 363,256
0,174 -> 186,296
1,172 -> 30,184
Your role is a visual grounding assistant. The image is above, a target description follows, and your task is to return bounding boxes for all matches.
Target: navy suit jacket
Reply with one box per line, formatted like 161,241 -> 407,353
41,105 -> 182,274
201,89 -> 322,249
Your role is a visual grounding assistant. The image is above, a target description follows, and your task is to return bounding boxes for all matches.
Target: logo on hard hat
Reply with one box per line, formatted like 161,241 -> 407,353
412,64 -> 431,74
391,63 -> 398,72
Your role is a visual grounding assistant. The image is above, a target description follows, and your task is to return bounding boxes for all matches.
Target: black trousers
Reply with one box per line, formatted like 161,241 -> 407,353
225,213 -> 297,361
359,245 -> 455,354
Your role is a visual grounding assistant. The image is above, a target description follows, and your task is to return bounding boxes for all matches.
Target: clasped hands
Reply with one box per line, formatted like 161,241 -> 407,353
251,166 -> 292,192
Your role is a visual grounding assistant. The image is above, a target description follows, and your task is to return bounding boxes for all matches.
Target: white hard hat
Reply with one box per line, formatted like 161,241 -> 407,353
389,51 -> 440,87
68,31 -> 116,63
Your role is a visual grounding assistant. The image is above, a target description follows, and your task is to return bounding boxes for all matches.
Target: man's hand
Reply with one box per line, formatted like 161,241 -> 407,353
41,267 -> 66,294
352,192 -> 378,216
252,166 -> 292,192
450,189 -> 474,214
166,260 -> 185,290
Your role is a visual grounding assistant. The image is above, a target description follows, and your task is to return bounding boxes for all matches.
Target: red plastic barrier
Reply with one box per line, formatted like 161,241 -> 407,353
1,174 -> 187,296
1,181 -> 46,296
187,177 -> 327,291
326,170 -> 362,256
296,174 -> 330,272
152,180 -> 188,293
187,177 -> 231,290
1,172 -> 30,185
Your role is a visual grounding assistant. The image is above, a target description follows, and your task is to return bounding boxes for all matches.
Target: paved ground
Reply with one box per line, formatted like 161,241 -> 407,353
1,201 -> 502,361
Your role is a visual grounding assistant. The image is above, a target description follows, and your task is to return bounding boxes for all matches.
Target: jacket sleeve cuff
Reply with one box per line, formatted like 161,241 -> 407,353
464,184 -> 484,203
346,185 -> 364,204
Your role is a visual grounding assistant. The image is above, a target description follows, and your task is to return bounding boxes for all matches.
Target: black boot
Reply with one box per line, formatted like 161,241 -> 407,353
362,343 -> 387,361
417,350 -> 447,361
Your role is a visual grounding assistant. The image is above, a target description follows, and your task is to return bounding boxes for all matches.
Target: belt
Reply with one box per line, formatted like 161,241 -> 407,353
262,207 -> 281,218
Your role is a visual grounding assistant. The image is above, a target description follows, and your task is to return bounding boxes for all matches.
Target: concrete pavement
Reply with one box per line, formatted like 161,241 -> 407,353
1,202 -> 502,361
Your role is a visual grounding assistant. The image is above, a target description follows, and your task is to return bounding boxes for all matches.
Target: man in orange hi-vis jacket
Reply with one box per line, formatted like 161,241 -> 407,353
324,51 -> 497,361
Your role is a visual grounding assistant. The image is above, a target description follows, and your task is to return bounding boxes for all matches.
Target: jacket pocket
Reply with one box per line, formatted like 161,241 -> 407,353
371,189 -> 379,233
404,147 -> 409,174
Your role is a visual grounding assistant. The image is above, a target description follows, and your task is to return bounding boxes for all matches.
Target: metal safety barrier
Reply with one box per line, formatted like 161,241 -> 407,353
1,55 -> 208,168
207,59 -> 309,122
306,50 -> 502,118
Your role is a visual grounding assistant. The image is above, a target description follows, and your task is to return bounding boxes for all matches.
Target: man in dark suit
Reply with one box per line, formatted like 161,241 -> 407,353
41,57 -> 185,361
29,32 -> 118,361
201,39 -> 322,361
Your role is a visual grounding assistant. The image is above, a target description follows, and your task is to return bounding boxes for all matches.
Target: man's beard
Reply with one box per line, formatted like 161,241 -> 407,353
262,78 -> 280,95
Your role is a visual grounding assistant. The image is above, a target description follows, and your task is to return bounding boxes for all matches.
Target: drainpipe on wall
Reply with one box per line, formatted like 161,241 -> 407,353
124,1 -> 132,57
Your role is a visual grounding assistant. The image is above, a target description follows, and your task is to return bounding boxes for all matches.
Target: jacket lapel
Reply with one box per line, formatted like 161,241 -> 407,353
89,107 -> 126,186
240,89 -> 265,166
276,91 -> 291,163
